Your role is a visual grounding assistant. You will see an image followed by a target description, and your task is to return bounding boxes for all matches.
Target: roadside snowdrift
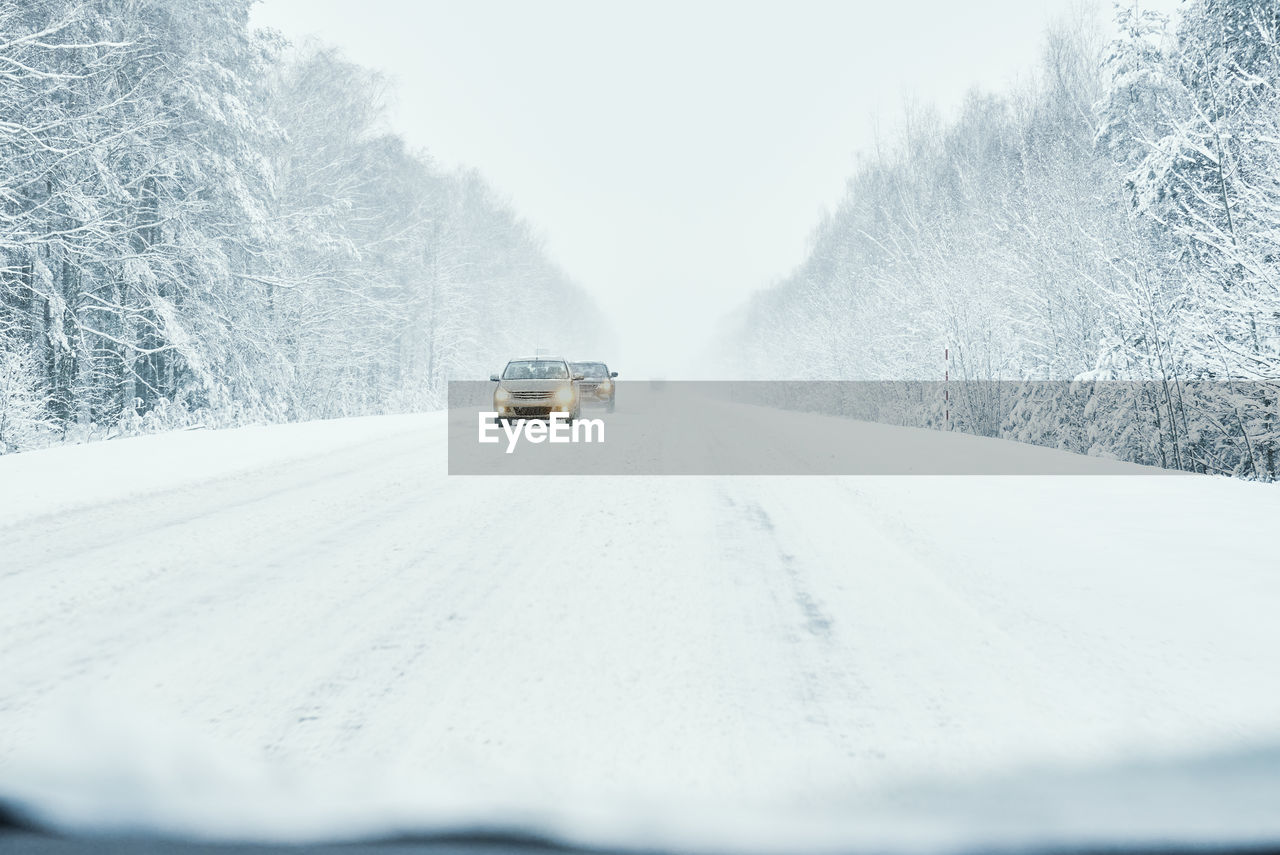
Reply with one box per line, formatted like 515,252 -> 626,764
0,413 -> 438,528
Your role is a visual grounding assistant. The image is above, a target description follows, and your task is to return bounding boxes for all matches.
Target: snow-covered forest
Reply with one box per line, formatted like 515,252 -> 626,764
723,0 -> 1280,479
0,0 -> 603,453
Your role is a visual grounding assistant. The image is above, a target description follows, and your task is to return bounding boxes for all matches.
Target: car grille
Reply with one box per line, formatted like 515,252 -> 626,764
580,383 -> 598,393
511,391 -> 552,400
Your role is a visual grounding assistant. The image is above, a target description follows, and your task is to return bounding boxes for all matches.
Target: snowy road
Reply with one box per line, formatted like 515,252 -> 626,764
2,408 -> 1280,850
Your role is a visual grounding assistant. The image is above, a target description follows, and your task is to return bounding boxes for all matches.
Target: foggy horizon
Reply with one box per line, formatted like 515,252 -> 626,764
249,0 -> 1184,375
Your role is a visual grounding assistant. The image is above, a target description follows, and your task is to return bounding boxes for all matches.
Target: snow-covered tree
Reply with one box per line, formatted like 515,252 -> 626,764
720,1 -> 1280,478
0,341 -> 54,453
0,1 -> 605,452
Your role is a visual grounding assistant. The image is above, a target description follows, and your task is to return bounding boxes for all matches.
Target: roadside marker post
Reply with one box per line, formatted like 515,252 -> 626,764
944,347 -> 951,430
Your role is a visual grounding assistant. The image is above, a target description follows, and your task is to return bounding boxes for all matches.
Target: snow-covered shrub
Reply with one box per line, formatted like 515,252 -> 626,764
0,343 -> 55,454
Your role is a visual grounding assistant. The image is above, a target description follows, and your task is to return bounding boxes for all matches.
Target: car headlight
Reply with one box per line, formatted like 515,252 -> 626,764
494,387 -> 512,404
598,380 -> 612,393
554,384 -> 575,405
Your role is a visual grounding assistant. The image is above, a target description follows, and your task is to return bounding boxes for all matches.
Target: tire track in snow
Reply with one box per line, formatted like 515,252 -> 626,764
0,431 -> 449,722
739,500 -> 834,641
0,427 -> 437,576
710,482 -> 867,798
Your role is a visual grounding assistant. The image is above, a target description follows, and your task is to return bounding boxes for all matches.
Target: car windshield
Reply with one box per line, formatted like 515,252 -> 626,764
571,362 -> 609,379
503,360 -> 568,380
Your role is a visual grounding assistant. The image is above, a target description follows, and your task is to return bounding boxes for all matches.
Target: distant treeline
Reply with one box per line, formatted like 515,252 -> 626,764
722,0 -> 1279,480
0,0 -> 604,453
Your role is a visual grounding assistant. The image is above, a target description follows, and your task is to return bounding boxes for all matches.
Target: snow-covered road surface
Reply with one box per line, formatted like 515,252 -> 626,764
2,409 -> 1279,852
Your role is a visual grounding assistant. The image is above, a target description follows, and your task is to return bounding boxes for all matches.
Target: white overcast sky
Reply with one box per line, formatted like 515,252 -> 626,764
250,0 -> 1180,375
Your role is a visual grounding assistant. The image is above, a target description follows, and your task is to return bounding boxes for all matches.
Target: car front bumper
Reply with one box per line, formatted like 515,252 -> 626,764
495,405 -> 578,419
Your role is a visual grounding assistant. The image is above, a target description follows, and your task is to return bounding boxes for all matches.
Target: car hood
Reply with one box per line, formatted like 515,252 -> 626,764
497,379 -> 572,392
3,732 -> 1280,853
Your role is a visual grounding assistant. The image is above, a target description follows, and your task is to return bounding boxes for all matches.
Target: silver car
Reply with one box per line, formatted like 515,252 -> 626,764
490,357 -> 583,422
570,361 -> 618,413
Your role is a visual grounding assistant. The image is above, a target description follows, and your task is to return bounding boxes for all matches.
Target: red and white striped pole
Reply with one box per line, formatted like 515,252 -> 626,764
944,347 -> 951,430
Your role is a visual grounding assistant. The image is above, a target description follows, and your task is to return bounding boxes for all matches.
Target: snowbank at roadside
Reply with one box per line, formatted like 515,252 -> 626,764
0,413 -> 441,529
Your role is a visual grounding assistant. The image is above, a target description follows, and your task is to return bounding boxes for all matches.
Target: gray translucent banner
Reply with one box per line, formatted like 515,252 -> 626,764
448,381 -> 1279,476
